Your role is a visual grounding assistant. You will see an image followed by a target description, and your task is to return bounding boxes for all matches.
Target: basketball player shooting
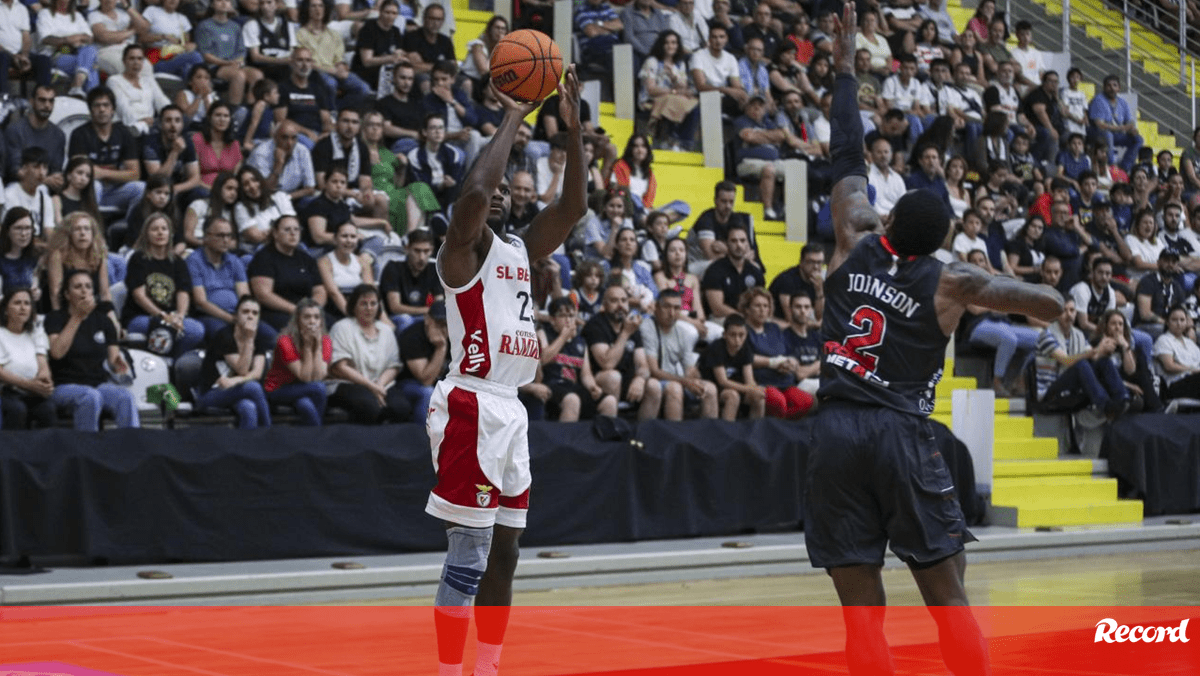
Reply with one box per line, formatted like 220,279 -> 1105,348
806,4 -> 1065,674
426,64 -> 586,676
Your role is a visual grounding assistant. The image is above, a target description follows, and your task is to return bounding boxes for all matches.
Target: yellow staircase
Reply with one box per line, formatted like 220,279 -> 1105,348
932,371 -> 1143,528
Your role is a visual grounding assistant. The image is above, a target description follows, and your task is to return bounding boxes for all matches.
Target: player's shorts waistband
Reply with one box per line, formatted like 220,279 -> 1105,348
444,374 -> 520,398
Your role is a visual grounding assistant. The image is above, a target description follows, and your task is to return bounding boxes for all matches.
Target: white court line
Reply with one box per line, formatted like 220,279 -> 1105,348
0,636 -> 161,648
143,637 -> 353,676
65,640 -> 232,676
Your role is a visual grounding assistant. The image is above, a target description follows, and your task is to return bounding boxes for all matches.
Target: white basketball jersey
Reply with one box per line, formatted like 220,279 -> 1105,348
440,233 -> 540,390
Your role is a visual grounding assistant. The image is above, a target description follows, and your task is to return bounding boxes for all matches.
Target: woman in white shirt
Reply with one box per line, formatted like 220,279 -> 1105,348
37,0 -> 98,96
317,221 -> 374,319
90,0 -> 148,77
459,15 -> 507,96
1153,305 -> 1200,402
234,165 -> 296,253
0,288 -> 57,429
1125,208 -> 1164,284
108,44 -> 171,135
327,284 -> 410,423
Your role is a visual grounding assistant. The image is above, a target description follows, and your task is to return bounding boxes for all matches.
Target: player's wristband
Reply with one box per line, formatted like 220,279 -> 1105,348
829,73 -> 867,185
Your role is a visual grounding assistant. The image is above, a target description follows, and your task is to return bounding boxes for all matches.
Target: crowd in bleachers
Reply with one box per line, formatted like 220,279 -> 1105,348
0,0 -> 1197,431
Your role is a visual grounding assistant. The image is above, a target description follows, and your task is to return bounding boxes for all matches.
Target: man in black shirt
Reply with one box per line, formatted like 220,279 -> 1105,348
380,229 -> 442,330
1021,70 -> 1065,164
701,224 -> 765,320
395,299 -> 449,425
1135,249 -> 1185,339
769,243 -> 825,324
378,62 -> 423,153
401,3 -> 456,75
312,108 -> 390,223
582,284 -> 662,419
504,171 -> 540,235
276,47 -> 335,146
685,181 -> 756,275
142,105 -> 203,204
68,87 -> 144,215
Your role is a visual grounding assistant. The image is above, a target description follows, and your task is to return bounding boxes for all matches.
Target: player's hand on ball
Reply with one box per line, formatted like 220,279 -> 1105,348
489,78 -> 538,119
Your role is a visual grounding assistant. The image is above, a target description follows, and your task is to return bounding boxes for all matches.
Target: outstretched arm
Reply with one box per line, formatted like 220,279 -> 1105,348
936,261 -> 1064,335
825,2 -> 881,276
441,82 -> 538,288
523,66 -> 588,261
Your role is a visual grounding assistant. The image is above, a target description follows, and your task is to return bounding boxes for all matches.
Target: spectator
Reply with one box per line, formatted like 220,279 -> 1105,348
781,291 -> 820,394
243,0 -> 297,82
883,0 -> 922,33
107,44 -> 169,136
537,296 -> 615,422
183,171 -> 239,251
569,259 -> 605,324
0,288 -> 56,429
1154,305 -> 1200,406
1087,75 -> 1143,174
458,15 -> 507,97
744,3 -> 781,59
1034,297 -> 1130,418
653,236 -> 712,338
1181,127 -> 1200,201
584,283 -> 662,419
709,0 -> 745,55
68,87 -> 145,216
45,213 -> 112,318
668,0 -> 707,54
380,228 -> 441,330
124,175 -> 179,251
640,209 -> 670,272
1135,249 -> 1185,339
584,188 -> 635,261
641,288 -> 718,420
192,101 -> 243,190
1043,198 -> 1088,288
605,227 -> 657,313
740,287 -> 813,418
610,135 -> 659,221
503,170 -> 540,236
327,284 -> 412,423
317,222 -> 374,319
905,143 -> 951,212
421,61 -> 484,163
978,17 -> 1011,82
406,114 -> 465,208
52,157 -> 101,228
234,165 -> 296,251
248,214 -> 326,330
768,243 -> 823,325
0,209 -> 39,299
400,2 -> 456,76
36,0 -> 98,96
1022,70 -> 1065,165
276,46 -> 335,148
914,20 -> 946,76
881,55 -> 931,138
1161,202 -> 1200,283
296,0 -> 372,105
4,87 -> 64,189
1086,201 -> 1132,279
1007,19 -> 1043,87
173,63 -> 219,132
141,0 -> 206,80
503,120 -> 539,185
984,61 -> 1022,134
247,120 -> 318,203
262,297 -> 329,425
1007,215 -> 1047,283
1060,67 -> 1089,137
195,0 -> 262,106
378,62 -> 424,154
700,314 -> 764,420
1007,130 -> 1045,189
955,29 -> 986,90
4,149 -> 54,241
738,37 -> 774,106
965,0 -> 996,42
0,0 -> 50,96
189,216 -> 264,341
143,105 -> 204,206
734,95 -> 795,221
313,107 -> 392,229
1055,133 -> 1092,191
702,224 -> 764,320
867,135 -> 905,217
622,0 -> 671,68
352,0 -> 405,95
365,112 -> 437,236
691,23 -> 749,116
638,30 -> 700,152
45,270 -> 138,431
854,9 -> 890,78
122,212 -> 205,356
1125,208 -> 1165,285
686,181 -> 753,275
1094,308 -> 1162,412
920,0 -> 958,44
575,0 -> 623,70
395,297 -> 450,424
195,295 -> 273,429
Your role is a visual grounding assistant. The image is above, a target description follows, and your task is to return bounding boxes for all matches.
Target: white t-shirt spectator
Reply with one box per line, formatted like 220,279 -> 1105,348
881,75 -> 932,111
233,192 -> 296,240
0,322 -> 49,382
868,163 -> 906,216
36,8 -> 92,56
953,232 -> 989,259
0,0 -> 32,56
640,317 -> 699,377
1060,86 -> 1089,135
690,48 -> 739,89
1009,45 -> 1045,82
3,183 -> 54,239
141,6 -> 192,49
1125,234 -> 1165,282
88,7 -> 134,47
1153,331 -> 1200,385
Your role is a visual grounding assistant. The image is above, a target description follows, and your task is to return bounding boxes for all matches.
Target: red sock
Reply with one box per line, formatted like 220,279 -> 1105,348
434,606 -> 472,667
475,605 -> 512,645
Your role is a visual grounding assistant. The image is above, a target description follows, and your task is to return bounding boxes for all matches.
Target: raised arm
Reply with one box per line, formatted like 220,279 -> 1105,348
826,3 -> 882,276
441,81 -> 537,288
936,260 -> 1064,335
523,66 -> 588,261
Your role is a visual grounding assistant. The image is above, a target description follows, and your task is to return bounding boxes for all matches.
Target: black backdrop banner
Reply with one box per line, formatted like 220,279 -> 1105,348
0,419 -> 978,566
1103,414 -> 1200,516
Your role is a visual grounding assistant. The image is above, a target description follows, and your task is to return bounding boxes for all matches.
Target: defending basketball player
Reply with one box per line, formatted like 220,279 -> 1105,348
426,64 -> 586,676
808,4 -> 1065,675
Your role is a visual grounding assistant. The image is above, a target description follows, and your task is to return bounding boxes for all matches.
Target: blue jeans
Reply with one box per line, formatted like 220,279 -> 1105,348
318,71 -> 372,109
51,382 -> 140,431
97,180 -> 146,216
196,381 -> 271,429
154,50 -> 205,78
399,378 -> 433,425
969,319 -> 1040,378
267,380 -> 327,426
53,44 -> 99,91
127,314 -> 206,357
1092,128 -> 1144,173
1041,358 -> 1128,415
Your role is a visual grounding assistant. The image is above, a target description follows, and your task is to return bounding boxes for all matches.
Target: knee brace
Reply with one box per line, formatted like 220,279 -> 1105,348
435,526 -> 493,607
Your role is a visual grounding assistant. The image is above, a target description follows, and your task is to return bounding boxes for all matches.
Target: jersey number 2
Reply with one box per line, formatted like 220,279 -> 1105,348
843,306 -> 886,371
517,291 -> 534,322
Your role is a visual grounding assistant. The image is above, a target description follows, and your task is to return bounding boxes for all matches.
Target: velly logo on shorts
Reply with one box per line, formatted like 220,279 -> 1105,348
1094,618 -> 1191,643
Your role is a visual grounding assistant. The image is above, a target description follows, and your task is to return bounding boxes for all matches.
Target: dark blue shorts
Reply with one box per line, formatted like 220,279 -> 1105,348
803,400 -> 976,569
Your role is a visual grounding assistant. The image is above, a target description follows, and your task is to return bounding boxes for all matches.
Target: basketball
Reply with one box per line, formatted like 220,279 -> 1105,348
489,29 -> 563,104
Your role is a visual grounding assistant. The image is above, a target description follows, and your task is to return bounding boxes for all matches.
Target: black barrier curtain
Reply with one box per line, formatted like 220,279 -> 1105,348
1103,415 -> 1200,516
0,419 -> 978,566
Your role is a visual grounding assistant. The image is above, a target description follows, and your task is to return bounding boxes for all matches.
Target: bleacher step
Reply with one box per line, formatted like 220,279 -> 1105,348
989,499 -> 1143,527
993,437 -> 1059,460
994,459 -> 1094,478
992,477 -> 1120,505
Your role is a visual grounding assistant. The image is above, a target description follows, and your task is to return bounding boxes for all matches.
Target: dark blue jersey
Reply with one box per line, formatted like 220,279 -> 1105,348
818,234 -> 950,416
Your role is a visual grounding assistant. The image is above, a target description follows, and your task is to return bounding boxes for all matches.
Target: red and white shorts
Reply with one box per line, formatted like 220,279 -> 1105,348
425,376 -> 531,529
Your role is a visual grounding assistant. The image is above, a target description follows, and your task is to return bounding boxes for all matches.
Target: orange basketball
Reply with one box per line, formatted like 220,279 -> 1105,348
489,29 -> 563,104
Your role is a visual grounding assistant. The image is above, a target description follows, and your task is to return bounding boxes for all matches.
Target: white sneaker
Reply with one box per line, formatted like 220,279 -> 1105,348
763,208 -> 780,220
1164,400 -> 1180,414
67,86 -> 85,98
